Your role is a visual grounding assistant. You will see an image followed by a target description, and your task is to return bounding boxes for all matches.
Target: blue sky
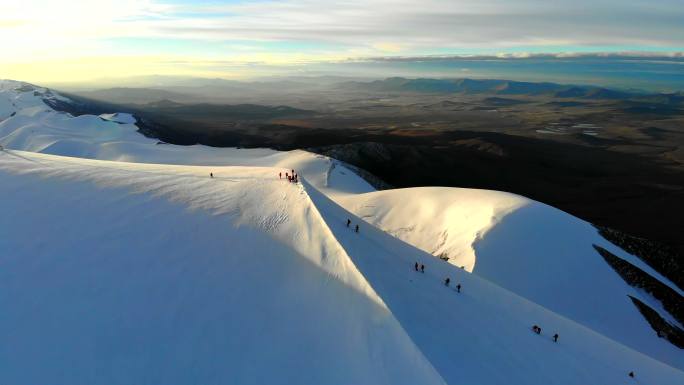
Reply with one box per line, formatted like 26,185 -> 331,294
0,0 -> 682,82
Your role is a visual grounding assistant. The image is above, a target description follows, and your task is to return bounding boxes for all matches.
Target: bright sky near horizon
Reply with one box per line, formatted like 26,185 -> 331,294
0,0 -> 682,83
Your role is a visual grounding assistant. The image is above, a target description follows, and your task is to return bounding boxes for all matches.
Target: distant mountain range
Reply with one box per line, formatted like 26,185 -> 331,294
65,77 -> 684,109
338,77 -> 684,103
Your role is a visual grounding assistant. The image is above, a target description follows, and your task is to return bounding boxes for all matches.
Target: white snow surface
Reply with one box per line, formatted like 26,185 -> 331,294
0,80 -> 682,383
339,187 -> 684,370
99,112 -> 137,124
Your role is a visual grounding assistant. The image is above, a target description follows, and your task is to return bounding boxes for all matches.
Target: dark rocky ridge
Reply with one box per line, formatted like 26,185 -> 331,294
629,296 -> 684,349
593,245 -> 684,348
597,226 -> 683,291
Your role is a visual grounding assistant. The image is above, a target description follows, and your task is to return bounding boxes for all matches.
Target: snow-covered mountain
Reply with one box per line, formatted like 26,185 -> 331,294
0,79 -> 682,384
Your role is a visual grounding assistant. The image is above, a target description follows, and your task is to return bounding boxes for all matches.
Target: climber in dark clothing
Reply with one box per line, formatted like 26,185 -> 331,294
210,172 -> 213,178
553,333 -> 559,342
279,172 -> 282,179
347,219 -> 351,227
456,284 -> 461,293
532,325 -> 541,334
420,264 -> 425,273
444,278 -> 450,286
628,371 -> 635,378
355,224 -> 359,233
414,262 -> 419,271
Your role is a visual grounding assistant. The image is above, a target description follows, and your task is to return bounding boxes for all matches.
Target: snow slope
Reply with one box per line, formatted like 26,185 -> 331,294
1,149 -> 683,385
339,187 -> 684,369
0,79 -> 682,382
0,152 -> 442,385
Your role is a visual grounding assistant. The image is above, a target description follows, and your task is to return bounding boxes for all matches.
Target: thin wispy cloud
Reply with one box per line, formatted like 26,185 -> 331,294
0,0 -> 682,82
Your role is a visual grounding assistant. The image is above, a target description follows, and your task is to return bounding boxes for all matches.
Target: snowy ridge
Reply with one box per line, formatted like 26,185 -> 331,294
0,80 -> 682,383
0,149 -> 444,385
0,150 -> 378,302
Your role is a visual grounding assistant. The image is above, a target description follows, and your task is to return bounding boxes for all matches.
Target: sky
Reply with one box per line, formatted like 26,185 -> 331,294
0,0 -> 683,84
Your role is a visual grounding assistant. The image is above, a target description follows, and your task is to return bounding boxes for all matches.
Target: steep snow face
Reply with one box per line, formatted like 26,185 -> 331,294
341,187 -> 684,370
473,200 -> 684,369
338,187 -> 529,271
1,149 -> 683,385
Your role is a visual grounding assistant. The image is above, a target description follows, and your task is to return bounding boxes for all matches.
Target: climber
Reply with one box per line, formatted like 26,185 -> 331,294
553,333 -> 559,343
444,277 -> 450,286
456,283 -> 461,293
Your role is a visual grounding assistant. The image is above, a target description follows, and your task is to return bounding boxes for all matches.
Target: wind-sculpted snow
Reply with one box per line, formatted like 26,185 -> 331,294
0,80 -> 683,383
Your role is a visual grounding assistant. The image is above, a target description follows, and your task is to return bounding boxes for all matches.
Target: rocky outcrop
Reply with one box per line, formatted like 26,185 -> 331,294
596,226 -> 683,290
594,244 -> 684,348
628,296 -> 684,349
309,143 -> 394,190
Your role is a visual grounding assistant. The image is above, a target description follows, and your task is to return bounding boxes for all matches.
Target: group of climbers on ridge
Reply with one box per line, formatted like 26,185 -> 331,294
279,169 -> 299,183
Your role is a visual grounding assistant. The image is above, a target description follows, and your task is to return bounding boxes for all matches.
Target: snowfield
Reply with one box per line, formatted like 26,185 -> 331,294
0,79 -> 682,384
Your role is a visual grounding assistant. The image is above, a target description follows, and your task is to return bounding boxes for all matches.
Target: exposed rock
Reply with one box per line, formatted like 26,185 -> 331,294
628,296 -> 684,349
597,225 -> 683,290
593,245 -> 684,336
309,142 -> 394,190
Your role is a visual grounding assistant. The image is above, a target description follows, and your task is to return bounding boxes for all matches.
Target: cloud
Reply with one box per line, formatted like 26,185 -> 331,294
358,52 -> 684,62
2,0 -> 683,58
1,0 -> 683,82
134,0 -> 684,49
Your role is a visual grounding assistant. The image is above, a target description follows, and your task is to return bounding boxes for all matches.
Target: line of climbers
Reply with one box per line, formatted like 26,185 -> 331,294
413,262 -> 463,293
410,260 -> 640,378
346,218 -> 359,233
531,325 -> 559,343
527,326 -> 640,376
217,166 -> 637,380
